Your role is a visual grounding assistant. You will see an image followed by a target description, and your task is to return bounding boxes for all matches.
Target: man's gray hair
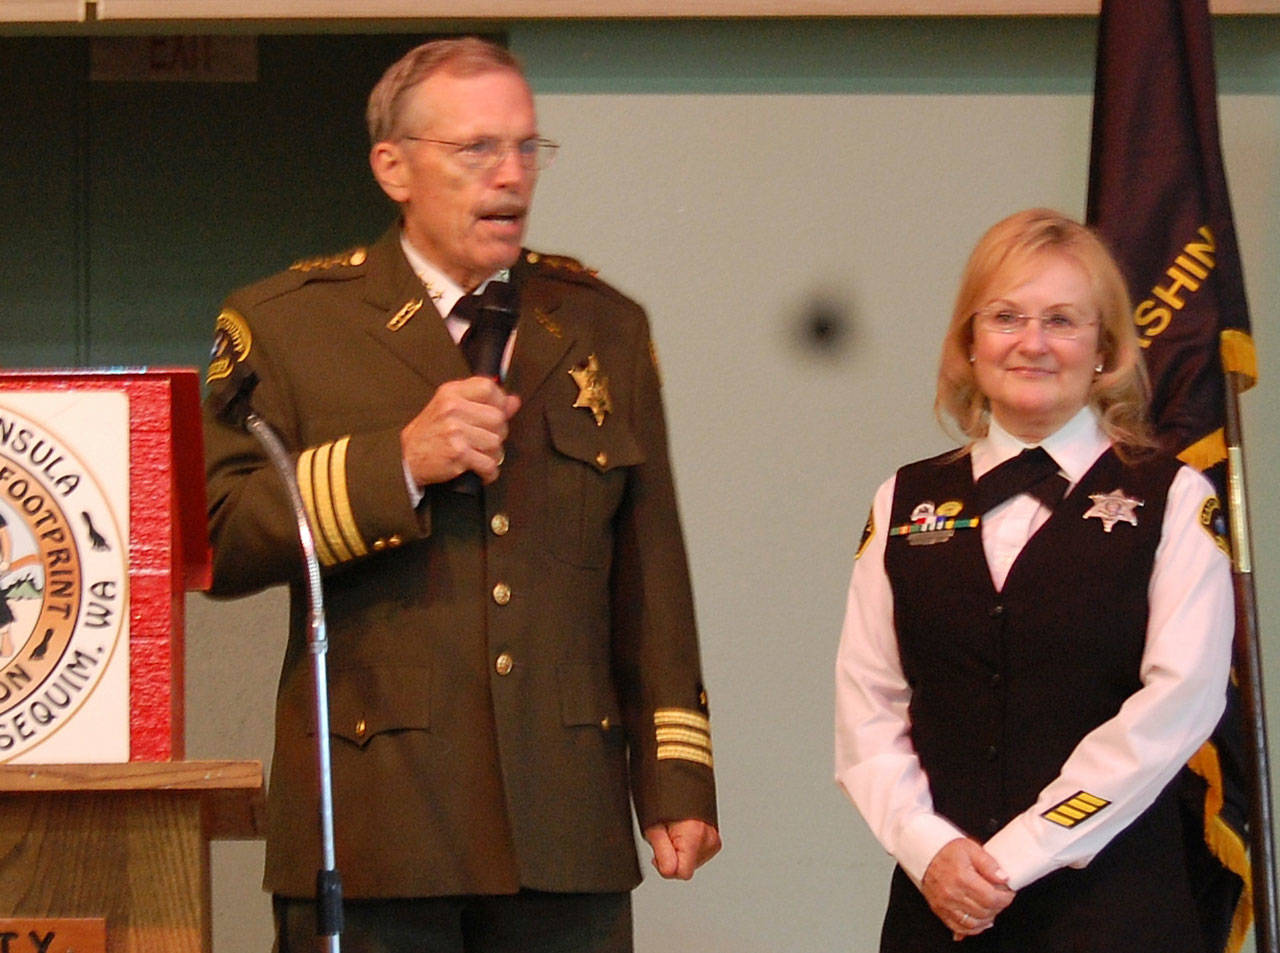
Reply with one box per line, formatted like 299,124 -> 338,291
366,36 -> 524,145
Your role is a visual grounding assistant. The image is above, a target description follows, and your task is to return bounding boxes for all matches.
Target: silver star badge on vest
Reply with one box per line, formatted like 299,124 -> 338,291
569,354 -> 612,426
1083,488 -> 1143,532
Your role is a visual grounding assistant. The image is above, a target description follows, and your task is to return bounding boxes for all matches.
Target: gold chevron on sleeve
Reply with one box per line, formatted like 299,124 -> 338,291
297,446 -> 339,567
655,725 -> 709,746
653,708 -> 710,733
311,441 -> 352,564
654,708 -> 713,768
656,743 -> 713,769
327,436 -> 368,560
296,437 -> 367,567
1042,790 -> 1110,828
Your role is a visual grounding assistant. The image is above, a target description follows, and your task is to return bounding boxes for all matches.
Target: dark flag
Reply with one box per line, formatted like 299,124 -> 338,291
1086,1 -> 1259,952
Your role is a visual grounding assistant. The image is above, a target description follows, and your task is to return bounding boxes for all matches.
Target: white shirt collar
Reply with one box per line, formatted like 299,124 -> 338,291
399,233 -> 508,319
972,406 -> 1110,485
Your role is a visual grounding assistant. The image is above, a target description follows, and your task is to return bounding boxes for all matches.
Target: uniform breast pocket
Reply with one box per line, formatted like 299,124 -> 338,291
543,407 -> 644,568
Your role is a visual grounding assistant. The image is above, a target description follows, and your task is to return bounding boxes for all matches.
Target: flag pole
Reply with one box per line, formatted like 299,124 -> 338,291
1223,368 -> 1278,953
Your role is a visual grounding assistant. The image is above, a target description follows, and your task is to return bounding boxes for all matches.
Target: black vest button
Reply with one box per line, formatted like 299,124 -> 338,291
985,745 -> 999,761
990,672 -> 1002,687
985,817 -> 1000,834
988,604 -> 1005,618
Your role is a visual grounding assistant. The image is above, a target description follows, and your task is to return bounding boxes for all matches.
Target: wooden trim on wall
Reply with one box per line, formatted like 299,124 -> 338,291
77,0 -> 1280,20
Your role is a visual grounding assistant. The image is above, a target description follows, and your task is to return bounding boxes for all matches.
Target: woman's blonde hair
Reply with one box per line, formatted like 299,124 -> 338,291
935,207 -> 1156,455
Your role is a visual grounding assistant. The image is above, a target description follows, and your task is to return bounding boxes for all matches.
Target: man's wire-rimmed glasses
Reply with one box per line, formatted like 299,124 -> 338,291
402,135 -> 559,172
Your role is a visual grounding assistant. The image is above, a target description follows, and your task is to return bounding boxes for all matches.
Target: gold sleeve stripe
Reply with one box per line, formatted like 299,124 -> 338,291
1042,791 -> 1110,829
653,708 -> 710,733
655,726 -> 712,750
657,743 -> 714,769
309,440 -> 350,560
327,436 -> 368,559
297,447 -> 338,567
311,441 -> 355,564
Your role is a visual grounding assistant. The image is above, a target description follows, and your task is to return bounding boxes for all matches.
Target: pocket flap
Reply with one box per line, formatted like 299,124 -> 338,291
557,660 -> 623,727
546,407 -> 644,472
322,664 -> 431,747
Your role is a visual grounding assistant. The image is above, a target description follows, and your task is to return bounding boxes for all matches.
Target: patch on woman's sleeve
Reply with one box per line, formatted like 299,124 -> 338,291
1042,791 -> 1110,828
855,506 -> 875,560
1199,495 -> 1232,559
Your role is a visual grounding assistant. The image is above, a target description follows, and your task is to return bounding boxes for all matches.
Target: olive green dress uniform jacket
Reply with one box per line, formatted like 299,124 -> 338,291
203,227 -> 717,899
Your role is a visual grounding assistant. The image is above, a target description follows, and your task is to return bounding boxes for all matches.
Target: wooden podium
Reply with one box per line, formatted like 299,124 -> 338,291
0,369 -> 264,952
0,760 -> 264,953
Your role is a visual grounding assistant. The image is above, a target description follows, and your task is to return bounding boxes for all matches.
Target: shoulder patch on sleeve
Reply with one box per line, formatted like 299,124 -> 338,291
206,308 -> 252,386
856,506 -> 876,560
1199,495 -> 1232,559
1042,790 -> 1110,828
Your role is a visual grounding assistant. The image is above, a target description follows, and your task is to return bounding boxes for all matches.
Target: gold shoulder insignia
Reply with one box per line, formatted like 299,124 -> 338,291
289,246 -> 368,273
1199,495 -> 1232,559
524,250 -> 598,276
1042,790 -> 1110,828
206,308 -> 252,385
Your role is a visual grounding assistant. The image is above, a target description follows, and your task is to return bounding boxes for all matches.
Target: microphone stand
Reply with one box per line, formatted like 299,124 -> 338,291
213,371 -> 342,952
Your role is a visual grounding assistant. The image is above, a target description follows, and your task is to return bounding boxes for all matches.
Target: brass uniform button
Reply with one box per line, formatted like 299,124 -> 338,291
490,513 -> 510,536
595,451 -> 608,469
349,248 -> 367,266
492,582 -> 511,605
600,717 -> 611,730
495,653 -> 513,676
355,718 -> 367,739
526,251 -> 541,264
372,539 -> 386,552
386,534 -> 402,548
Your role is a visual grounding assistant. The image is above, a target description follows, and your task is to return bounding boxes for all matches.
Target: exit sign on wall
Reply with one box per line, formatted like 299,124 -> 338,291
90,36 -> 258,82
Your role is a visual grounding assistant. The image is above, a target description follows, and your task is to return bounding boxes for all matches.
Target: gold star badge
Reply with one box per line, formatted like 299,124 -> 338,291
1083,488 -> 1143,533
570,354 -> 612,426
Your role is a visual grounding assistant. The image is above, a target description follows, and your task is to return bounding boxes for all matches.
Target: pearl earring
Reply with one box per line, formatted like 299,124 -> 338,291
1094,362 -> 1104,373
969,354 -> 976,364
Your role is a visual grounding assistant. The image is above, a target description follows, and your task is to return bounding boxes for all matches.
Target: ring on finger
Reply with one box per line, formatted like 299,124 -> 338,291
496,448 -> 506,467
960,912 -> 971,926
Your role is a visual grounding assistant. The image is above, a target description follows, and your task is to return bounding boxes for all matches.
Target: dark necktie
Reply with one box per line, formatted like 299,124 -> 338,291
449,280 -> 518,495
455,280 -> 518,380
972,446 -> 1069,514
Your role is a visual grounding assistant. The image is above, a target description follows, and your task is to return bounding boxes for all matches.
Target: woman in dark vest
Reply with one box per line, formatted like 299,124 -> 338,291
834,208 -> 1233,952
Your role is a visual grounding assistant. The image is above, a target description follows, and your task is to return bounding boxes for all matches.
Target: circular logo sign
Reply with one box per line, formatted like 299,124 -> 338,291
0,407 -> 128,761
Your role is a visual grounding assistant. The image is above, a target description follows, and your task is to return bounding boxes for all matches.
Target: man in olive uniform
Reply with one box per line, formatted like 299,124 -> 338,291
203,36 -> 719,953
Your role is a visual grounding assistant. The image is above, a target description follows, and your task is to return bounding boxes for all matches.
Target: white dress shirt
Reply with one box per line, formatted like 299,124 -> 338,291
834,406 -> 1233,891
399,234 -> 517,503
